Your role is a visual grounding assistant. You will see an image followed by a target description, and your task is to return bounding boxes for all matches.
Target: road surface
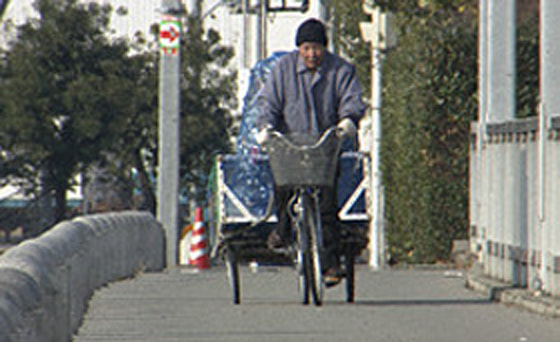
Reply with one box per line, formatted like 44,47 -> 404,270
74,266 -> 560,342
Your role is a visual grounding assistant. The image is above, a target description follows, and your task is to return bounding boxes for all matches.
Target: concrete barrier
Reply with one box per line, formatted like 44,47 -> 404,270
0,211 -> 165,342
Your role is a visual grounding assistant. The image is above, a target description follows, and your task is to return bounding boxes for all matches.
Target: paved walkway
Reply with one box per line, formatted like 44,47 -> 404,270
73,266 -> 560,342
466,265 -> 560,317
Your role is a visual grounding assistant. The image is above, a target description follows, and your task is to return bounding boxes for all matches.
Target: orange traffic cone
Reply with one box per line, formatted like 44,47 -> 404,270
179,224 -> 193,265
189,207 -> 210,269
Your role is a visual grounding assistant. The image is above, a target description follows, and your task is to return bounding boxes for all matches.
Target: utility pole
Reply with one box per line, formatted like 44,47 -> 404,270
256,0 -> 268,60
539,0 -> 560,294
360,1 -> 396,269
158,0 -> 184,267
318,0 -> 332,51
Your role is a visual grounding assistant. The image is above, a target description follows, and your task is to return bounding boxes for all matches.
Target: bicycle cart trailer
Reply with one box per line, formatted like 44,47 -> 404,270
208,131 -> 369,305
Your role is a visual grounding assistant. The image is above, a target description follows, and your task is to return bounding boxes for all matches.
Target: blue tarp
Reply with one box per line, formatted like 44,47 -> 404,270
220,153 -> 366,222
228,52 -> 287,218
235,51 -> 288,156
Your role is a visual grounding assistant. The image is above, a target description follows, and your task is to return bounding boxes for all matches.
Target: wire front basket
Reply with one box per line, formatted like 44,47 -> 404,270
264,128 -> 342,188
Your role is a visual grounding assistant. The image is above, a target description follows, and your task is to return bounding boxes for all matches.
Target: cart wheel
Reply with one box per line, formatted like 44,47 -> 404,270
344,248 -> 356,303
225,245 -> 240,304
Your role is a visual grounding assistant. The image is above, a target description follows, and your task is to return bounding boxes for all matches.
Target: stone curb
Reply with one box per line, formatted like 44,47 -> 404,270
466,271 -> 560,318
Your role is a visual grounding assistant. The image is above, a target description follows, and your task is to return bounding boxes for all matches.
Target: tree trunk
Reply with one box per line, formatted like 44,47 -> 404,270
53,184 -> 67,223
134,151 -> 156,214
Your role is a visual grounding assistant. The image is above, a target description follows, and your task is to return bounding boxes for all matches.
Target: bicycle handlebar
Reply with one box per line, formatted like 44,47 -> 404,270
264,126 -> 341,151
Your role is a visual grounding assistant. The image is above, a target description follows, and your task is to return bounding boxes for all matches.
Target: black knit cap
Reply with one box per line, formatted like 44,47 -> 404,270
295,18 -> 328,47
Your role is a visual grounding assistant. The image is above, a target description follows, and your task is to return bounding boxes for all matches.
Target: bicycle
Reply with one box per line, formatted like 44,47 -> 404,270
263,126 -> 342,306
215,126 -> 367,306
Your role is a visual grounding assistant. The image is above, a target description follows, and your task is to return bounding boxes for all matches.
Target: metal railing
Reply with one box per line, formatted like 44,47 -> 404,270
470,116 -> 560,296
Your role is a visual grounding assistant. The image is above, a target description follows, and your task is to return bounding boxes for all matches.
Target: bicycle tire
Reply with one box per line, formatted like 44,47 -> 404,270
225,244 -> 240,305
304,194 -> 323,306
296,217 -> 310,305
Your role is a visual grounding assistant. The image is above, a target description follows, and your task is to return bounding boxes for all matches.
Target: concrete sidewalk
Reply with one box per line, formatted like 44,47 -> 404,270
466,265 -> 560,318
74,265 -> 560,342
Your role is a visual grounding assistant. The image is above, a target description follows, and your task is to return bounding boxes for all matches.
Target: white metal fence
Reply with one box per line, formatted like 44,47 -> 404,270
470,117 -> 560,296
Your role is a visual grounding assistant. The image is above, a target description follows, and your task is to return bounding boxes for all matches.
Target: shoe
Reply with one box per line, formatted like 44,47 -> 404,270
323,267 -> 344,288
267,229 -> 287,250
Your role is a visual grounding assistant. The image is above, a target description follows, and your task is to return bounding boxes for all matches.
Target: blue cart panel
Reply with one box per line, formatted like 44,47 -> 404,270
209,152 -> 369,239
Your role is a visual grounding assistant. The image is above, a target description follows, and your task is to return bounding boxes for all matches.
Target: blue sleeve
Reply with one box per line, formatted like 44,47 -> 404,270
337,65 -> 367,126
256,63 -> 284,130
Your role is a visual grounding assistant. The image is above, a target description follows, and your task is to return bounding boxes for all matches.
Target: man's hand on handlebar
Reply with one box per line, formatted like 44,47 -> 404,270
255,125 -> 273,145
336,118 -> 356,139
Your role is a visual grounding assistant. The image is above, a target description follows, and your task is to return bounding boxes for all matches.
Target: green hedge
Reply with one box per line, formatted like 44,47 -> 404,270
381,10 -> 477,263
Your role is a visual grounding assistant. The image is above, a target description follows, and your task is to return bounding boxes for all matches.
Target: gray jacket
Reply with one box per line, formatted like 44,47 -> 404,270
257,50 -> 366,135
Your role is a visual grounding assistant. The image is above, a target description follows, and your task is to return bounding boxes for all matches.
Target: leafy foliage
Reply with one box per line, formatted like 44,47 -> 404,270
516,3 -> 539,118
373,1 -> 539,263
385,9 -> 477,263
85,15 -> 237,213
370,4 -> 477,263
374,0 -> 476,15
0,0 -> 135,224
330,0 -> 371,95
0,0 -> 237,227
327,1 -> 479,263
176,16 -> 237,203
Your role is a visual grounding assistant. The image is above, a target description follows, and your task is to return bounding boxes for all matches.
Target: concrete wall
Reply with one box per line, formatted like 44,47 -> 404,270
0,211 -> 165,342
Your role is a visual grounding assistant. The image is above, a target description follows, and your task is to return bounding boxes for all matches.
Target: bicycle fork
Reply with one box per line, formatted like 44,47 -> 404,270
289,189 -> 324,266
289,189 -> 324,248
310,189 -> 324,251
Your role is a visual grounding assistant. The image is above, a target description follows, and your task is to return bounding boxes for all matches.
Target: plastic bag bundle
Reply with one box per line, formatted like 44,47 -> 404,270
235,51 -> 287,155
227,52 -> 288,218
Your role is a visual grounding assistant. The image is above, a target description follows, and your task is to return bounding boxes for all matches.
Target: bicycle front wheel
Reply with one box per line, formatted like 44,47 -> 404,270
296,226 -> 310,305
303,194 -> 323,306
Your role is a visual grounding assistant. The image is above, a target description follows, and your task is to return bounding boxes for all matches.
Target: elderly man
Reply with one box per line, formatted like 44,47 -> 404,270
256,18 -> 366,287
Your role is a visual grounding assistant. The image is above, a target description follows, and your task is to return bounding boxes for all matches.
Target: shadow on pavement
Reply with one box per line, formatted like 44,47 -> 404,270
348,298 -> 492,306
